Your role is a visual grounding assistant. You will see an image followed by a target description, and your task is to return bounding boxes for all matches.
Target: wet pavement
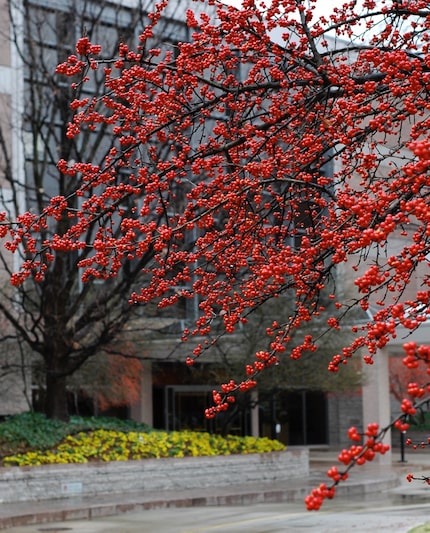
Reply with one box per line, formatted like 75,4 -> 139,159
2,495 -> 430,532
0,449 -> 429,532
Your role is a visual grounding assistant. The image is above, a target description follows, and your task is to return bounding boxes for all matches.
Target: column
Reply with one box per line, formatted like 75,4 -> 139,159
362,347 -> 392,465
130,360 -> 153,426
250,389 -> 259,437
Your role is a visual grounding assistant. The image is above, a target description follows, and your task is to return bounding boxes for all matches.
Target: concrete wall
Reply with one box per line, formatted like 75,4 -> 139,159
0,450 -> 308,503
327,392 -> 363,447
0,341 -> 31,416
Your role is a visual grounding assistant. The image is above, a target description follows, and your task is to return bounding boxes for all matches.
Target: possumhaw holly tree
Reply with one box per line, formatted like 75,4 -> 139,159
3,0 -> 430,510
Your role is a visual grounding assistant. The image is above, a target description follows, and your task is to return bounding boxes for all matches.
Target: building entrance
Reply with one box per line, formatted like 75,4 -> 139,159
153,385 -> 252,436
260,390 -> 328,445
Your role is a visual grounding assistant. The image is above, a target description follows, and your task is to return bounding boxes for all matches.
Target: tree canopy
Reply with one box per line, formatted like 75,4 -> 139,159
3,0 -> 430,509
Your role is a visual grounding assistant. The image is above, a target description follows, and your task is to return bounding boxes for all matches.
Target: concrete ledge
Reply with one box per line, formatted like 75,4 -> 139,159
0,449 -> 308,503
0,481 -> 309,530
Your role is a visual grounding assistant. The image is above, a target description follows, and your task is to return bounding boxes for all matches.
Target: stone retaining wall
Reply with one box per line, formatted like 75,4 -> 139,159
0,449 -> 308,503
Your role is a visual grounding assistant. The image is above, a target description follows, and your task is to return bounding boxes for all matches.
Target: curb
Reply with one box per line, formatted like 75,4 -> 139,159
0,472 -> 400,530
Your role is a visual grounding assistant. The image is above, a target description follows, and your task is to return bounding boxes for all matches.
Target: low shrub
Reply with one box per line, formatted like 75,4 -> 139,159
3,428 -> 285,466
0,412 -> 152,459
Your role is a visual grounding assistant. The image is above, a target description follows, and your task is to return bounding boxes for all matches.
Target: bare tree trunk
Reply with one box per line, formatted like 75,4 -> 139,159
45,370 -> 69,421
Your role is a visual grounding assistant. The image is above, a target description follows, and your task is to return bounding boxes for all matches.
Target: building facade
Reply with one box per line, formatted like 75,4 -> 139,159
0,0 -> 370,446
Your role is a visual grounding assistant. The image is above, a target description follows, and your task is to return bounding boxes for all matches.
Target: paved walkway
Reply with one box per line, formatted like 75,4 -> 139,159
0,448 -> 429,530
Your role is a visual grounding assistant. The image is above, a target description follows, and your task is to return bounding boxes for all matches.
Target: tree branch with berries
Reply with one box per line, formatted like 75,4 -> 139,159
4,0 -> 430,506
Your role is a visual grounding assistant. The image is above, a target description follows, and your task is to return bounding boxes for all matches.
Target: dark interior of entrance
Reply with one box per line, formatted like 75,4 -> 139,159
153,385 -> 252,436
259,390 -> 328,445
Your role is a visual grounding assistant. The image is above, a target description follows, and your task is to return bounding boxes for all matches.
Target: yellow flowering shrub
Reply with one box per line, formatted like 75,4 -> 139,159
3,430 -> 285,466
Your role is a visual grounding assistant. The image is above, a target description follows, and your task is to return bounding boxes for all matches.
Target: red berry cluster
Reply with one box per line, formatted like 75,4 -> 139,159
305,423 -> 389,510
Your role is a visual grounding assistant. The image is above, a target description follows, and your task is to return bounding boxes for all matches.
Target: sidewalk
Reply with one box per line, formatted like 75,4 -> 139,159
0,448 -> 428,530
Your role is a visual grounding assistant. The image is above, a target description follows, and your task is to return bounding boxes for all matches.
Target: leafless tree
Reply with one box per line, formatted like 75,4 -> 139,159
0,0 -> 193,419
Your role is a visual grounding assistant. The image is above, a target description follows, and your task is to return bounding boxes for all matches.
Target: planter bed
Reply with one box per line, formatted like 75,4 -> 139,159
0,449 -> 308,503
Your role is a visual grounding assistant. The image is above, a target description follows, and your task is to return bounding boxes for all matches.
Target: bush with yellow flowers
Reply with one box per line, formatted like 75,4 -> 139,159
3,429 -> 285,467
